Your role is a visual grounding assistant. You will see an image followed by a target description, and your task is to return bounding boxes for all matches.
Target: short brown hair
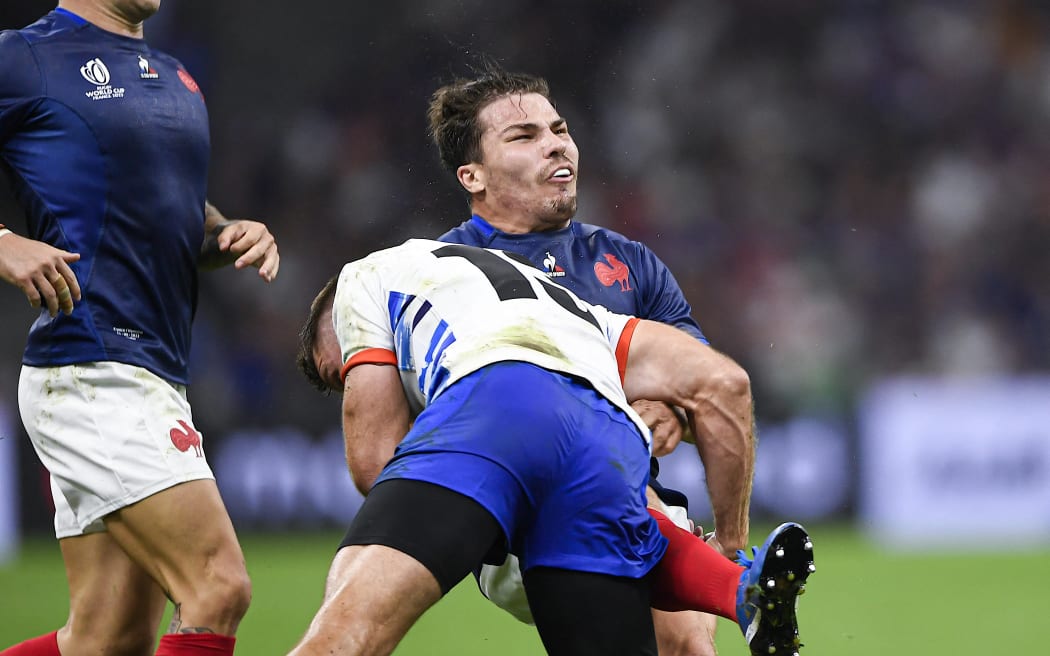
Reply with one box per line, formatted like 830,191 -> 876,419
427,62 -> 552,174
296,274 -> 340,393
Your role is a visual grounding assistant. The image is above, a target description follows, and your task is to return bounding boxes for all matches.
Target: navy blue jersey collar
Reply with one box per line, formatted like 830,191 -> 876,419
52,7 -> 150,46
53,8 -> 88,24
470,214 -> 575,239
469,214 -> 497,237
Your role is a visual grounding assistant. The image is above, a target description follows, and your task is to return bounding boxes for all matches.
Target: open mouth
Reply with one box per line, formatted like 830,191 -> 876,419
549,167 -> 574,182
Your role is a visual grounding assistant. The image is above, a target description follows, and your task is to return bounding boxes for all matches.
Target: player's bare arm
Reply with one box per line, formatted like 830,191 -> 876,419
0,226 -> 81,317
199,201 -> 280,281
622,320 -> 755,556
341,363 -> 412,495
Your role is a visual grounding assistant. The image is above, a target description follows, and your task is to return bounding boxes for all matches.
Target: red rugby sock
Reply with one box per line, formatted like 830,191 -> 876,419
154,634 -> 236,655
646,508 -> 744,621
0,632 -> 60,655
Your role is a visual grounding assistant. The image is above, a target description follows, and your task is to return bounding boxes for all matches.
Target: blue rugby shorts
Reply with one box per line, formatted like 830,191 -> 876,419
373,361 -> 667,579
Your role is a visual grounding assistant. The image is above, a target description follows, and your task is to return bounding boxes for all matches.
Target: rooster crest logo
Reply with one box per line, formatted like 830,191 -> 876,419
138,55 -> 159,79
169,419 -> 203,457
542,251 -> 566,278
594,254 -> 631,291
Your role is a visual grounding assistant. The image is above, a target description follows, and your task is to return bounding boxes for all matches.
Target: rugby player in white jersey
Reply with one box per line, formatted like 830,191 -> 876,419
290,240 -> 814,656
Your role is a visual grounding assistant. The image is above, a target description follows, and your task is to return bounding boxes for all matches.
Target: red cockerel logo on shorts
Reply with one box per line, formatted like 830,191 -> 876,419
170,419 -> 203,457
594,254 -> 631,291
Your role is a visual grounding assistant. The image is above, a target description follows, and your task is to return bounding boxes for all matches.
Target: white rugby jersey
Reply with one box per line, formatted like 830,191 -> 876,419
331,239 -> 650,443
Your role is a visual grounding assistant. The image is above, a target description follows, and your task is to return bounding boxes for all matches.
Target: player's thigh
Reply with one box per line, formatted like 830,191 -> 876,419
103,478 -> 246,597
312,544 -> 443,651
652,608 -> 719,656
59,532 -> 167,654
523,567 -> 657,656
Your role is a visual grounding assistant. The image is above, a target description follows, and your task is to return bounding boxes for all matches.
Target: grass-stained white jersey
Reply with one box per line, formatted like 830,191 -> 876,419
331,239 -> 650,445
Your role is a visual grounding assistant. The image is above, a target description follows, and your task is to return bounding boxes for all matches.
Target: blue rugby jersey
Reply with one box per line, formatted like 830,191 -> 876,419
0,9 -> 209,384
439,214 -> 707,344
441,214 -> 706,508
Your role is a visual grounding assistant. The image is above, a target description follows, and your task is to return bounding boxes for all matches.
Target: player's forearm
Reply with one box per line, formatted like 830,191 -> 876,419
342,413 -> 408,495
343,429 -> 398,495
622,321 -> 756,547
198,201 -> 236,269
341,365 -> 412,495
688,388 -> 755,552
676,332 -> 753,547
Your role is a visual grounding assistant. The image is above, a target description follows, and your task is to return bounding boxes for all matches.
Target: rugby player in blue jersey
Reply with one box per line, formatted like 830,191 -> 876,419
429,66 -> 750,656
0,2 -> 278,655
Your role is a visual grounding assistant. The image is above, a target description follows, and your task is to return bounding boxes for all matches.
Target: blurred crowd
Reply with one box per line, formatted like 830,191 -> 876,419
2,0 -> 1048,441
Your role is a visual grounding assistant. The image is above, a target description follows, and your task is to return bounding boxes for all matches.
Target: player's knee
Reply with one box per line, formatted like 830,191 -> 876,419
207,565 -> 252,621
186,552 -> 252,626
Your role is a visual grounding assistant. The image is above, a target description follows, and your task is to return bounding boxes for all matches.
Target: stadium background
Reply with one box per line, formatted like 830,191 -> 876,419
1,1 -> 1048,653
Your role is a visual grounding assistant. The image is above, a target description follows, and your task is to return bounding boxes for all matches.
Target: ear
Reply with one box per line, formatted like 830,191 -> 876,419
457,163 -> 485,194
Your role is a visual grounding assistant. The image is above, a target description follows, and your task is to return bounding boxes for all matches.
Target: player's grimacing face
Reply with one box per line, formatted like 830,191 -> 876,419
476,93 -> 579,223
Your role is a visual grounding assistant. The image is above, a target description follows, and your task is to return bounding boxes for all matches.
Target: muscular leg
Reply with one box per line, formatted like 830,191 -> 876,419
102,479 -> 251,635
52,532 -> 168,656
5,482 -> 240,656
290,479 -> 506,655
290,545 -> 442,656
652,609 -> 719,656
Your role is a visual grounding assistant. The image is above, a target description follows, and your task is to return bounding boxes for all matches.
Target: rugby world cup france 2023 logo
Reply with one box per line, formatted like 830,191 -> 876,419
81,58 -> 125,100
80,57 -> 109,85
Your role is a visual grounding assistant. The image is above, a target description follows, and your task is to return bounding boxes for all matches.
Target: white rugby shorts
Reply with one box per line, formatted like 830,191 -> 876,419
18,362 -> 215,538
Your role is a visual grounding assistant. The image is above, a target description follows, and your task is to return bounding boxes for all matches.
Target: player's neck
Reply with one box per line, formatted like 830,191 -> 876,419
473,209 -> 571,235
59,1 -> 149,39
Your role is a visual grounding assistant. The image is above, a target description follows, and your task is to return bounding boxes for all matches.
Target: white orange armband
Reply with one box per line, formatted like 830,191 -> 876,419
340,348 -> 397,383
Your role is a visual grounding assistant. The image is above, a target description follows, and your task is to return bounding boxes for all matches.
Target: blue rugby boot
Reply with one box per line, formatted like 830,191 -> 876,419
735,522 -> 815,656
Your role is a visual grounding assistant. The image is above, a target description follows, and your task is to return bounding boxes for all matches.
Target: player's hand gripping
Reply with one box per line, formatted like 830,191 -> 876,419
703,532 -> 739,561
632,399 -> 687,456
214,219 -> 280,282
0,231 -> 81,317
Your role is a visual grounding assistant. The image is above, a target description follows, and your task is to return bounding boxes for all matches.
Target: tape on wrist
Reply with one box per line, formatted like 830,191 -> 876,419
0,228 -> 13,240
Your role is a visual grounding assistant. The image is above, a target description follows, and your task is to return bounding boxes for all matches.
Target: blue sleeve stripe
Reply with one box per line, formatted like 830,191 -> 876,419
386,291 -> 415,332
423,319 -> 452,365
420,321 -> 457,398
411,300 -> 432,328
387,291 -> 416,369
